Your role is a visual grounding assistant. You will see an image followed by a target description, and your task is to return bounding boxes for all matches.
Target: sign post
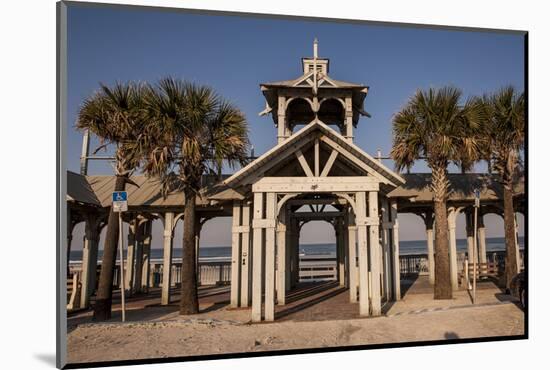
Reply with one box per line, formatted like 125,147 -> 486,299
472,189 -> 480,304
113,191 -> 128,322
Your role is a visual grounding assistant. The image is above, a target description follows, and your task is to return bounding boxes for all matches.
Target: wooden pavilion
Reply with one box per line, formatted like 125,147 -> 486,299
66,40 -> 524,322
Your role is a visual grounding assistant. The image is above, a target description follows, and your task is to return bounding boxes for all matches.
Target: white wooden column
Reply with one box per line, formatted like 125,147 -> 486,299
231,201 -> 242,308
125,221 -> 136,292
141,221 -> 152,293
478,216 -> 487,264
133,222 -> 144,294
80,215 -> 99,308
285,208 -> 292,292
466,210 -> 475,261
356,191 -> 370,316
195,220 -> 201,280
161,212 -> 174,305
368,191 -> 382,316
251,192 -> 265,322
276,207 -> 287,305
337,218 -> 346,287
424,212 -> 435,285
344,96 -> 354,142
240,202 -> 251,307
343,213 -> 350,288
447,208 -> 459,291
390,200 -> 401,300
348,212 -> 358,302
277,96 -> 287,143
380,198 -> 391,301
264,193 -> 277,321
514,214 -> 521,272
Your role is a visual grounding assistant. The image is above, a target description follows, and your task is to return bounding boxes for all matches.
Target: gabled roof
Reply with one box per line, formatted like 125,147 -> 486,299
222,120 -> 405,189
261,73 -> 367,89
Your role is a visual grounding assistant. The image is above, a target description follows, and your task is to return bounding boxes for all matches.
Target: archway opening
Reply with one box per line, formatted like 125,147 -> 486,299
286,97 -> 315,131
298,219 -> 337,283
318,98 -> 345,127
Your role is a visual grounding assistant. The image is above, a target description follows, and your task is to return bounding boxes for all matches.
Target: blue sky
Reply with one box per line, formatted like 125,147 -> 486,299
66,4 -> 525,249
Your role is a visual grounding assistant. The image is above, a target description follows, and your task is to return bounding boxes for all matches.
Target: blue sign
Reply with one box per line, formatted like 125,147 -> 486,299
112,191 -> 128,202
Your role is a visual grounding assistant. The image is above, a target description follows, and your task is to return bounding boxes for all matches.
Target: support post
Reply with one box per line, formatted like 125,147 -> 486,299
264,193 -> 277,321
390,200 -> 401,300
368,191 -> 381,316
425,212 -> 435,285
343,212 -> 350,288
195,219 -> 201,284
276,206 -> 287,305
348,212 -> 358,302
80,214 -> 99,308
251,192 -> 264,322
240,202 -> 252,307
356,192 -> 370,316
465,209 -> 475,261
141,221 -> 152,293
337,218 -> 346,286
448,209 -> 459,291
125,220 -> 136,293
380,198 -> 391,301
514,214 -> 521,272
285,207 -> 292,292
478,216 -> 487,265
230,201 -> 242,307
161,212 -> 174,305
133,221 -> 144,294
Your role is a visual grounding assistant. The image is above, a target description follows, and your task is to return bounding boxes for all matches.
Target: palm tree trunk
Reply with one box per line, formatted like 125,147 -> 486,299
179,192 -> 199,315
432,166 -> 452,299
433,199 -> 452,299
503,184 -> 518,290
93,175 -> 126,321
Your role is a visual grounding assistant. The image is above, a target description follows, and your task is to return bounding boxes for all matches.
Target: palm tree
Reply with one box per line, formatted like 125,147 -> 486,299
391,86 -> 484,299
142,77 -> 249,314
77,82 -> 149,320
479,86 -> 525,290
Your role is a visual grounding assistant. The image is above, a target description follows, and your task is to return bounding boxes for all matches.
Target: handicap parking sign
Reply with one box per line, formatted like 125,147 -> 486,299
112,191 -> 128,212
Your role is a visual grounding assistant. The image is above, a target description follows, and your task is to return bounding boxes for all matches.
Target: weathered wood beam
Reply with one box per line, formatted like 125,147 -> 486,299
252,176 -> 379,193
319,135 -> 390,185
320,149 -> 337,177
296,149 -> 314,177
292,211 -> 344,218
314,138 -> 320,176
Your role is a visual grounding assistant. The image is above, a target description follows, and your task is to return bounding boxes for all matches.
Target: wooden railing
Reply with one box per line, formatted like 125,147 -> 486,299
299,257 -> 337,281
399,250 -> 525,277
67,250 -> 525,301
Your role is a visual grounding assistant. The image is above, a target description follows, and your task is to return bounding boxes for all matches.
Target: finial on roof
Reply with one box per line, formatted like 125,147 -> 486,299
313,38 -> 318,59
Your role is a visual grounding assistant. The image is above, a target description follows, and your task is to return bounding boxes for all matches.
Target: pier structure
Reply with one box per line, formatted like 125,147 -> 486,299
214,42 -> 406,321
66,42 -> 525,321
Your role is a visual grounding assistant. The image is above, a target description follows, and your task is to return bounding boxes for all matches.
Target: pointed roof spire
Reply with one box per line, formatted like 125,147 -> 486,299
313,38 -> 319,95
313,37 -> 319,59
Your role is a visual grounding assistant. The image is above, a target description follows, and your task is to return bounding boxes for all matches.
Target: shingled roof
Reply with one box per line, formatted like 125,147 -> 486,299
388,173 -> 525,202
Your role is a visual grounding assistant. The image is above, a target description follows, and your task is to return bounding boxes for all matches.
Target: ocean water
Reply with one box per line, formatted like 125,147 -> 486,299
69,236 -> 524,262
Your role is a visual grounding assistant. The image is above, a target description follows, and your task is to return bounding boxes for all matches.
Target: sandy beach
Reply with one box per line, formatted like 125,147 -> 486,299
67,277 -> 525,364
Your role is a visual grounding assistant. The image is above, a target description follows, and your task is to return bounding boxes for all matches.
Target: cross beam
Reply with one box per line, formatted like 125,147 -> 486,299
252,176 -> 379,193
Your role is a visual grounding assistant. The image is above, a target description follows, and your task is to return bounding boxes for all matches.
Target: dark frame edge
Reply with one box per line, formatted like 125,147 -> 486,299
57,2 -> 529,369
62,0 -> 528,35
57,1 -> 68,369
